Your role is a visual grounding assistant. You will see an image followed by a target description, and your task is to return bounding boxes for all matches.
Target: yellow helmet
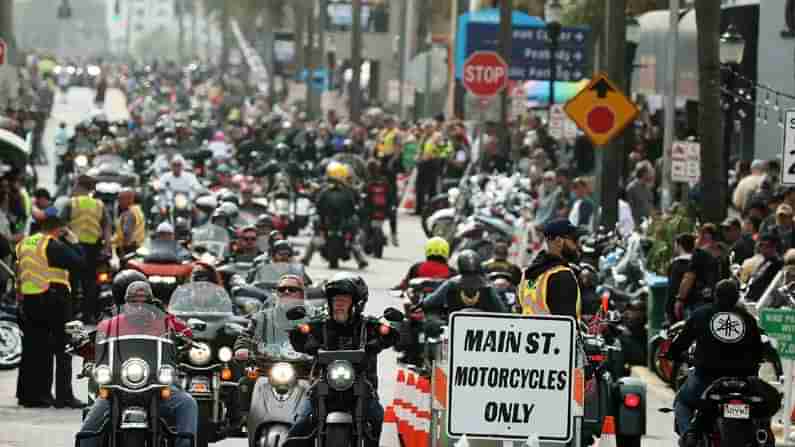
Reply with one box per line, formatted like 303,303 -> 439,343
326,161 -> 351,182
425,237 -> 450,260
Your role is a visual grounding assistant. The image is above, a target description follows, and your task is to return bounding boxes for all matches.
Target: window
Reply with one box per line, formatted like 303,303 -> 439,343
324,0 -> 390,33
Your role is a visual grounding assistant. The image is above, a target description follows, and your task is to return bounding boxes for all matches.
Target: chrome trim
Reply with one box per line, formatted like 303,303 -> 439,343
120,358 -> 150,389
120,407 -> 149,429
179,362 -> 221,372
104,384 -> 167,393
212,373 -> 221,423
325,412 -> 353,424
97,335 -> 174,345
220,381 -> 239,388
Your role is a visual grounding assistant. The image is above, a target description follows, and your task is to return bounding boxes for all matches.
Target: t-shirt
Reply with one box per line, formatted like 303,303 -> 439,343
686,248 -> 720,303
158,171 -> 202,196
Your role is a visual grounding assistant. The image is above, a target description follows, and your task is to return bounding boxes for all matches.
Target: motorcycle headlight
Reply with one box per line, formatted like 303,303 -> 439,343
218,346 -> 233,363
75,155 -> 88,168
189,342 -> 212,366
149,276 -> 177,284
175,194 -> 188,210
158,365 -> 176,384
121,358 -> 150,389
94,365 -> 112,385
326,360 -> 355,391
270,362 -> 296,387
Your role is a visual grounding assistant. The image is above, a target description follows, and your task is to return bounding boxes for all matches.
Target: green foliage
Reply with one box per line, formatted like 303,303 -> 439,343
645,203 -> 696,275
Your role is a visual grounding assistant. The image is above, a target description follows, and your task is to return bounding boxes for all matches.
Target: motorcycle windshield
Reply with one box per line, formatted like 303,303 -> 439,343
251,263 -> 306,290
93,154 -> 127,171
192,224 -> 230,260
95,303 -> 176,391
143,239 -> 181,264
168,282 -> 234,316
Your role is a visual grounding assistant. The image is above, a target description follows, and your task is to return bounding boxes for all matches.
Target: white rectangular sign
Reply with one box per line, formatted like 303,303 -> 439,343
671,141 -> 700,183
446,313 -> 576,442
782,110 -> 795,185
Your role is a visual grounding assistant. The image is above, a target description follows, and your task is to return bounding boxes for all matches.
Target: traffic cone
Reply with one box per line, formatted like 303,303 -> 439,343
415,376 -> 432,447
395,368 -> 409,444
399,169 -> 417,213
405,371 -> 418,447
382,405 -> 401,447
597,416 -> 617,447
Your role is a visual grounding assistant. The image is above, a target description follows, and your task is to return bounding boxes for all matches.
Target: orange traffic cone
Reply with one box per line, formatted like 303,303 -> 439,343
597,416 -> 617,447
405,371 -> 418,447
415,376 -> 432,447
395,368 -> 409,444
382,405 -> 401,447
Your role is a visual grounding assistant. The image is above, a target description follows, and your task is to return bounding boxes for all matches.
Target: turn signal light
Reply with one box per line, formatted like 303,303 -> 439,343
99,387 -> 110,399
97,272 -> 111,283
161,387 -> 172,400
379,324 -> 391,336
623,393 -> 641,408
298,324 -> 310,334
221,368 -> 233,381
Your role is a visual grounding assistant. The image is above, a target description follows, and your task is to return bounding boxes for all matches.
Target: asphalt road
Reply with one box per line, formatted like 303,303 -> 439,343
0,87 -> 679,447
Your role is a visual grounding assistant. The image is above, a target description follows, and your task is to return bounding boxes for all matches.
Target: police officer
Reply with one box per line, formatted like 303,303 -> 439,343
60,174 -> 112,324
417,249 -> 507,314
519,219 -> 582,319
113,188 -> 146,258
668,279 -> 775,446
16,207 -> 86,408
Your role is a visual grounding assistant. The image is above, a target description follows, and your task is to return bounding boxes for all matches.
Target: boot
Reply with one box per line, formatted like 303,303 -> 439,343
391,232 -> 399,247
352,245 -> 369,270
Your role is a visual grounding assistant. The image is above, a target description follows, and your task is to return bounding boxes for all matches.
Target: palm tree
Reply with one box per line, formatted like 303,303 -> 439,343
694,0 -> 725,223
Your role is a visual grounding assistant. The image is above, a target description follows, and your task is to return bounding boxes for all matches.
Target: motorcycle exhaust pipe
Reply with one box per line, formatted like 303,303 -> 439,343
756,429 -> 769,445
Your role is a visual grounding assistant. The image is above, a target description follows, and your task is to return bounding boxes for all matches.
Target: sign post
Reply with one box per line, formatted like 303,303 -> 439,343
563,73 -> 639,147
782,110 -> 795,185
446,312 -> 576,443
761,309 -> 795,440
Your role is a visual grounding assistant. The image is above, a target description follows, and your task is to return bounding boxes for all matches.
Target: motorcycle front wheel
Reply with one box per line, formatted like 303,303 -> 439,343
324,424 -> 353,447
0,319 -> 22,369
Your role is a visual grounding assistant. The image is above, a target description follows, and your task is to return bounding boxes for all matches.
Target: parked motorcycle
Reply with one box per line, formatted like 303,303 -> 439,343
169,282 -> 248,447
0,297 -> 21,369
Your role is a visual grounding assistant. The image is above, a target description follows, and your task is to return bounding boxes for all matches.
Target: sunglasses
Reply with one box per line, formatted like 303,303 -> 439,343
277,286 -> 303,294
241,236 -> 257,241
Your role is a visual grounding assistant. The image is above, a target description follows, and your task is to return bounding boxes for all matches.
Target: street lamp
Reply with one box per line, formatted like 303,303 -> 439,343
545,0 -> 562,108
625,16 -> 641,93
719,24 -> 746,169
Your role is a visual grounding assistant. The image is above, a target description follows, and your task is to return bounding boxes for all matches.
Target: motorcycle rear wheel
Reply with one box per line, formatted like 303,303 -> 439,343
0,320 -> 22,369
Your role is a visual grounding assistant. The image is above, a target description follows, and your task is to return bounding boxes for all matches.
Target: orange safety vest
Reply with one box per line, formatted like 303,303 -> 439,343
16,233 -> 71,295
519,265 -> 581,319
114,205 -> 146,248
70,195 -> 103,244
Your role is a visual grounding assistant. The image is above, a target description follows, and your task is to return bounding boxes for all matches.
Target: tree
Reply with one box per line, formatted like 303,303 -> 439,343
695,1 -> 725,223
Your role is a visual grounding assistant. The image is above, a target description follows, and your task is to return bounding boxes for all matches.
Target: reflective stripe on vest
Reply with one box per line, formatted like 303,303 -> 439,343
519,265 -> 581,319
16,234 -> 71,295
116,205 -> 146,248
70,196 -> 103,244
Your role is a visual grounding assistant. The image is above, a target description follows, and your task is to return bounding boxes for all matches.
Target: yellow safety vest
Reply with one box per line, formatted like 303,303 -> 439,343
16,233 -> 71,295
376,129 -> 397,157
519,265 -> 581,319
114,205 -> 146,248
70,196 -> 103,244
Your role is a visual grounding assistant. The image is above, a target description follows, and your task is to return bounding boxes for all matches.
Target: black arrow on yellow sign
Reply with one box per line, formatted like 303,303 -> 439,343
589,78 -> 615,99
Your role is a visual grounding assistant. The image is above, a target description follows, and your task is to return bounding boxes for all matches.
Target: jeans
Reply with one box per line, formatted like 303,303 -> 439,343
78,387 -> 198,447
288,390 -> 385,447
674,370 -> 709,435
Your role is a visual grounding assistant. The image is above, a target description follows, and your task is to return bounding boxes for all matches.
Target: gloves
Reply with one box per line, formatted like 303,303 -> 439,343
674,301 -> 685,322
109,256 -> 120,271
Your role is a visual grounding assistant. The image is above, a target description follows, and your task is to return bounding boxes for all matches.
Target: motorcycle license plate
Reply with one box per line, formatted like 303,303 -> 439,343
723,403 -> 750,419
190,377 -> 211,394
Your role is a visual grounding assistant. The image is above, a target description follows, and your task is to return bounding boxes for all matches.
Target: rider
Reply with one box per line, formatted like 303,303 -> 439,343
395,237 -> 455,290
301,161 -> 368,270
417,249 -> 508,314
363,158 -> 398,247
287,273 -> 397,447
113,188 -> 146,258
228,225 -> 263,263
482,239 -> 523,287
110,269 -> 148,308
157,154 -> 202,198
153,222 -> 193,262
518,218 -> 582,320
667,279 -> 772,446
78,281 -> 198,447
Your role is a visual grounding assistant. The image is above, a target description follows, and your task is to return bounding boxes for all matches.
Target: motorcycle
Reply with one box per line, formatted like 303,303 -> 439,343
283,305 -> 405,447
73,303 -> 195,447
126,240 -> 195,304
312,219 -> 356,270
392,277 -> 446,372
0,297 -> 21,369
192,223 -> 232,264
168,282 -> 249,447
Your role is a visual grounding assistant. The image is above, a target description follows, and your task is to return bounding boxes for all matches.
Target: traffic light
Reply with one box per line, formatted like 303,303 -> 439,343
57,0 -> 72,19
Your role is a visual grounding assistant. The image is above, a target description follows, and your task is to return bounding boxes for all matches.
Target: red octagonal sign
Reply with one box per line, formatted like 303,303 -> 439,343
463,51 -> 508,98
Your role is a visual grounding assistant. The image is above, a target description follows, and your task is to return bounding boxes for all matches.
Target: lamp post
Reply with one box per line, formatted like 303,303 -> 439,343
622,16 -> 641,180
545,0 -> 562,109
719,24 -> 745,174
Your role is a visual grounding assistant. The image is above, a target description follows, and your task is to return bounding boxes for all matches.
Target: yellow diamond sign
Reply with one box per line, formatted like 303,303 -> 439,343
563,73 -> 639,147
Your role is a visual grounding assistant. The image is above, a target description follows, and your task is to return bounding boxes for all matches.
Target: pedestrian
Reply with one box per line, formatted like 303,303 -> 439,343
59,175 -> 112,324
16,207 -> 86,408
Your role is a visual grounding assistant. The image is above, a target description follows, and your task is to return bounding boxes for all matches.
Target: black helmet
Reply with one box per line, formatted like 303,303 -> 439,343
324,273 -> 369,323
457,250 -> 481,275
112,269 -> 148,307
271,239 -> 293,257
218,191 -> 239,207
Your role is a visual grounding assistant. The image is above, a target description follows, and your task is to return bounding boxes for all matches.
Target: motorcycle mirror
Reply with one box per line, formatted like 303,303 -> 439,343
383,307 -> 405,323
187,318 -> 207,331
286,306 -> 307,321
65,320 -> 84,334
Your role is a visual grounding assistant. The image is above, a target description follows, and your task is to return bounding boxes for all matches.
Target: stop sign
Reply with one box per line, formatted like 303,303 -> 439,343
463,51 -> 508,97
0,39 -> 6,66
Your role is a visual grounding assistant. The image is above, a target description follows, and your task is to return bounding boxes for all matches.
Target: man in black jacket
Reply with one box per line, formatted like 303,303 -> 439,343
286,274 -> 396,447
744,233 -> 784,303
418,250 -> 508,314
668,279 -> 769,445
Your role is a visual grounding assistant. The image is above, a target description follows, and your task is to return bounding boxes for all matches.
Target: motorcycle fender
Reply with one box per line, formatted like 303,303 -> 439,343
426,208 -> 455,229
257,423 -> 291,447
615,377 -> 646,436
326,412 -> 353,424
247,378 -> 309,436
120,406 -> 149,429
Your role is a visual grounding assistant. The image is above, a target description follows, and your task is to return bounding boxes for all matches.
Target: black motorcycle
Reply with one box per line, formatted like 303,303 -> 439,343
284,305 -> 404,447
392,277 -> 446,372
74,303 -> 195,447
168,282 -> 248,447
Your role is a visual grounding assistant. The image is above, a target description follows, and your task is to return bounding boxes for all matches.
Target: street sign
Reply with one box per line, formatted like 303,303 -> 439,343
549,104 -> 578,140
446,312 -> 575,442
459,22 -> 590,82
782,110 -> 795,185
563,73 -> 639,147
761,309 -> 795,359
463,51 -> 508,98
671,141 -> 701,183
0,39 -> 6,66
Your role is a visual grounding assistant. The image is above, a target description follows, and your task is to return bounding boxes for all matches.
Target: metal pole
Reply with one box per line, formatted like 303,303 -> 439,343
661,0 -> 679,211
305,0 -> 316,117
126,0 -> 132,58
402,0 -> 416,120
424,36 -> 432,118
350,0 -> 363,121
398,0 -> 407,120
313,0 -> 326,119
722,66 -> 734,190
191,0 -> 197,59
498,0 -> 512,153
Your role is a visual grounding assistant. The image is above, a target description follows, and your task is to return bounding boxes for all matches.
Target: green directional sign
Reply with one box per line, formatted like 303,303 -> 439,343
760,308 -> 795,359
